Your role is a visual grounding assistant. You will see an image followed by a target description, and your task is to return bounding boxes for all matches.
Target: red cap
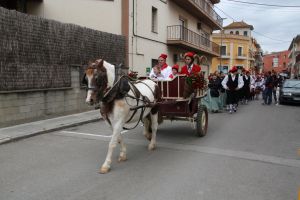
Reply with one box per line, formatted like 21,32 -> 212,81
159,54 -> 167,59
172,64 -> 179,71
231,66 -> 238,73
184,52 -> 195,58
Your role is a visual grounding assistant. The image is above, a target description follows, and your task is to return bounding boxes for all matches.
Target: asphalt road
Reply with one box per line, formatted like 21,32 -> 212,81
0,100 -> 299,200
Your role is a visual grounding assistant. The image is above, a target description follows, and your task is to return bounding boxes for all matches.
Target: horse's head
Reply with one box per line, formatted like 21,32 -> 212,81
83,59 -> 109,105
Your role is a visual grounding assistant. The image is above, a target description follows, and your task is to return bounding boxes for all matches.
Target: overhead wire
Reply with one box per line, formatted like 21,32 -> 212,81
215,4 -> 293,43
225,0 -> 300,8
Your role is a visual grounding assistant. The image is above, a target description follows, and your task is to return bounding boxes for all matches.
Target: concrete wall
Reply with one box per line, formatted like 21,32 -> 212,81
0,66 -> 90,127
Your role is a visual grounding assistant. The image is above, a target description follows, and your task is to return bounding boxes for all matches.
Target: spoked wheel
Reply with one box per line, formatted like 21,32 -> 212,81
195,105 -> 208,137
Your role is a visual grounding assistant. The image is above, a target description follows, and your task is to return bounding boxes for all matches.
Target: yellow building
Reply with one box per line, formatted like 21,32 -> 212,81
211,21 -> 262,74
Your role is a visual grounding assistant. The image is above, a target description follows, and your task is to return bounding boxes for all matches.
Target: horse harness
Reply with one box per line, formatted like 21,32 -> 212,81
101,75 -> 157,130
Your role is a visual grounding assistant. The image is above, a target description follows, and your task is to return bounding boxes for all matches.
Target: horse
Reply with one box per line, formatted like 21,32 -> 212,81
82,59 -> 161,174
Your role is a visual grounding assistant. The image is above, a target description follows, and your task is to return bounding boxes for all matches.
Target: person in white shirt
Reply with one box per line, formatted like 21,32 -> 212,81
149,65 -> 164,81
221,66 -> 244,114
149,53 -> 172,80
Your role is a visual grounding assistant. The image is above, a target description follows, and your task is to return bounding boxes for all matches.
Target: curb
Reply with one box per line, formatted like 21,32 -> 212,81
0,117 -> 101,145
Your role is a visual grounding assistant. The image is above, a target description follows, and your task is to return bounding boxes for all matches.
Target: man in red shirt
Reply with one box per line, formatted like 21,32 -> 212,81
180,52 -> 201,76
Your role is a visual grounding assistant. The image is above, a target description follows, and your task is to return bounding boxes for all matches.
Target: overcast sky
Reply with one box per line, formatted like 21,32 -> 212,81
215,0 -> 300,53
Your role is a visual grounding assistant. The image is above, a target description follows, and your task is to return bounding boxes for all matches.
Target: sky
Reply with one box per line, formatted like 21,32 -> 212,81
215,0 -> 300,53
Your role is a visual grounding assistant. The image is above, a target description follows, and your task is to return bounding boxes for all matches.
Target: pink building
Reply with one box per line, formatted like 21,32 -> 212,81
263,50 -> 290,73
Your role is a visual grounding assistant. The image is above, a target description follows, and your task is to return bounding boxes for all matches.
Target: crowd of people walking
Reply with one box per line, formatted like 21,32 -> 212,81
203,66 -> 284,114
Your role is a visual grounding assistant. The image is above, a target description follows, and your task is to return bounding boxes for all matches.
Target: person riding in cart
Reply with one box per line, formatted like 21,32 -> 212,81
168,64 -> 179,79
180,52 -> 201,76
149,53 -> 172,80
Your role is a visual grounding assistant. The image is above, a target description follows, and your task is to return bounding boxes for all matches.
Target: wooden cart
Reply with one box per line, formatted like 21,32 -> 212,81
155,75 -> 208,137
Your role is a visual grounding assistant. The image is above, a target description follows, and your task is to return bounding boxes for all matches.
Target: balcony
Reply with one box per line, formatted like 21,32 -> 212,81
236,54 -> 247,59
220,53 -> 230,59
167,25 -> 220,57
171,0 -> 223,30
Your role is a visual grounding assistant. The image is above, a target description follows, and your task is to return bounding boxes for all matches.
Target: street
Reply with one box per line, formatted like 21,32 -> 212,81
0,101 -> 300,200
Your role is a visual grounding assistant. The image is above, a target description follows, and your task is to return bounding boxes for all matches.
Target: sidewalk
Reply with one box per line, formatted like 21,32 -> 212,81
0,110 -> 101,144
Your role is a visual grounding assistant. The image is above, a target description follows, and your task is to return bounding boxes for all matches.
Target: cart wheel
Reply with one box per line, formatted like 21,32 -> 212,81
196,105 -> 208,137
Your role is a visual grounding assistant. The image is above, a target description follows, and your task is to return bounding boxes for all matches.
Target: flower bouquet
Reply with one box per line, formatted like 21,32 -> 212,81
128,70 -> 138,80
183,72 -> 207,98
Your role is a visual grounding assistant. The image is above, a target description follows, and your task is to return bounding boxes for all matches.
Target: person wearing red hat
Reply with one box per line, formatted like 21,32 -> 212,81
149,53 -> 172,80
169,64 -> 179,79
180,52 -> 201,76
221,66 -> 244,114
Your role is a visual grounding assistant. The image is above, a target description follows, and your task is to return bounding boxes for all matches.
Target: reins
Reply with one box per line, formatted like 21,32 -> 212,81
101,75 -> 156,130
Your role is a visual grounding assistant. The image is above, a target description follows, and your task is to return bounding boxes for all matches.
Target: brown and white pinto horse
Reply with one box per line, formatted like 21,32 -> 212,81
83,59 -> 161,174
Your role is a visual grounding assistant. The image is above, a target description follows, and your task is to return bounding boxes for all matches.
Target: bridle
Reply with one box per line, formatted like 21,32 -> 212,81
84,65 -> 109,102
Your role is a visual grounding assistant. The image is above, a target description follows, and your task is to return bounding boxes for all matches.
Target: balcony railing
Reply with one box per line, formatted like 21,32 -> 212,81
167,25 -> 220,56
171,0 -> 223,29
236,54 -> 247,59
220,53 -> 230,59
190,0 -> 223,27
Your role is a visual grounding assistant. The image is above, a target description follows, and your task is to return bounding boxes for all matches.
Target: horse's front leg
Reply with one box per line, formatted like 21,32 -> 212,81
148,113 -> 158,151
99,123 -> 122,174
118,133 -> 127,162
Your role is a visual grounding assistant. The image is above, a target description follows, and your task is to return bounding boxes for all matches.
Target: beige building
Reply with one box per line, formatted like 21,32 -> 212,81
2,0 -> 223,76
288,35 -> 300,78
212,21 -> 262,74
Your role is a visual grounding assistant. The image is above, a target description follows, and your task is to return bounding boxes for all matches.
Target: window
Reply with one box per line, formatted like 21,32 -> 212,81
220,46 -> 227,55
151,7 -> 158,33
236,31 -> 239,35
230,31 -> 233,34
218,65 -> 228,73
243,31 -> 248,36
179,17 -> 187,40
283,62 -> 286,68
273,57 -> 278,67
151,59 -> 158,68
238,47 -> 243,56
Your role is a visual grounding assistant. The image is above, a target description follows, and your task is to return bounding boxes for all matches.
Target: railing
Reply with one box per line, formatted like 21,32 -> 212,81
220,53 -> 230,57
237,54 -> 247,58
190,0 -> 223,27
167,25 -> 220,55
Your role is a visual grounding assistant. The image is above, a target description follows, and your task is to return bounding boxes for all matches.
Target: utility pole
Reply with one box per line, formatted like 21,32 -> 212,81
219,18 -> 226,73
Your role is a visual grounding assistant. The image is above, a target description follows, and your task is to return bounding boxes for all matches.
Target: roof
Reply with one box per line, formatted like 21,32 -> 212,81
288,35 -> 300,50
223,21 -> 254,30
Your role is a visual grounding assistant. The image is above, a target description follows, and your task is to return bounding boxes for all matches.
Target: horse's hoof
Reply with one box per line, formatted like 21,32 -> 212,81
118,155 -> 127,162
99,166 -> 110,174
148,144 -> 156,151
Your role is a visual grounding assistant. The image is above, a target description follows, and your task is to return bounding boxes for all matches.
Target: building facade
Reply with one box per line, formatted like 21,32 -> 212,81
1,0 -> 223,76
263,50 -> 290,74
288,35 -> 300,78
211,21 -> 263,74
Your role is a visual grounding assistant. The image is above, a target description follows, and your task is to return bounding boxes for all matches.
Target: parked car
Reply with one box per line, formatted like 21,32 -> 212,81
279,79 -> 300,104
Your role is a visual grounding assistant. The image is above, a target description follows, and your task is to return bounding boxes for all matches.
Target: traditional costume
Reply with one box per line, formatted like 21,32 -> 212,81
221,66 -> 244,113
169,64 -> 179,79
180,52 -> 201,76
149,53 -> 172,80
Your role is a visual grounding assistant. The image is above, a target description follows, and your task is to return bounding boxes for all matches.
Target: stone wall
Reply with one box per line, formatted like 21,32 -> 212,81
0,7 -> 126,127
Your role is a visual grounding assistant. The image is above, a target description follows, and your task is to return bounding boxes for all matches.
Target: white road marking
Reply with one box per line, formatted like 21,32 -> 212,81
59,130 -> 128,138
57,130 -> 300,168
